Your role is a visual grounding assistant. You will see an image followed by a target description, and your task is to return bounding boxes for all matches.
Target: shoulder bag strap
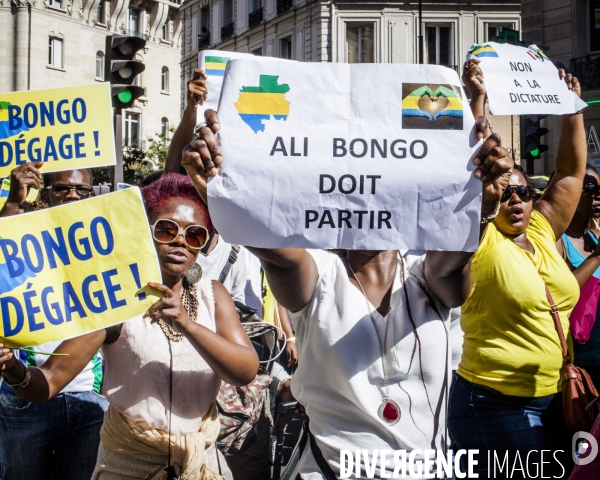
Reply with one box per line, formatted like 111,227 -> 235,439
218,245 -> 241,284
308,427 -> 338,480
543,285 -> 571,364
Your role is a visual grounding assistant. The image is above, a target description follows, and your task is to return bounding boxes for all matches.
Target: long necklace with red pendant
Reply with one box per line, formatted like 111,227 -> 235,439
348,255 -> 402,426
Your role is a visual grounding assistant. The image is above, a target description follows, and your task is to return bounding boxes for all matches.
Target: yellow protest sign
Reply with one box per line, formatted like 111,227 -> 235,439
0,187 -> 161,347
0,83 -> 115,177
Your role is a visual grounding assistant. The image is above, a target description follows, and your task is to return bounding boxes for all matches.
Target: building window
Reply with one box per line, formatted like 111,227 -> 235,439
97,1 -> 104,23
425,24 -> 454,68
346,24 -> 374,63
590,0 -> 600,52
95,51 -> 104,79
48,37 -> 63,68
223,0 -> 233,26
161,118 -> 169,138
128,8 -> 140,35
162,22 -> 169,41
48,0 -> 62,7
124,112 -> 140,147
161,67 -> 169,92
279,37 -> 292,59
485,23 -> 514,42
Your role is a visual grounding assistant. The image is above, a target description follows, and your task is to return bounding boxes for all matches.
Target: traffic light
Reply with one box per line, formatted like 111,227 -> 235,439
105,35 -> 146,110
522,115 -> 549,173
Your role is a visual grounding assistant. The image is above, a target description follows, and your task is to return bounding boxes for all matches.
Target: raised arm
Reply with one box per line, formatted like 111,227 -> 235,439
181,111 -> 319,310
535,73 -> 587,239
425,134 -> 514,307
0,330 -> 106,403
165,70 -> 209,173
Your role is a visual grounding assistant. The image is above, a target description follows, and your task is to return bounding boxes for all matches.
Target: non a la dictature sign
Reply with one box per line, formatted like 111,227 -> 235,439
466,42 -> 587,115
208,60 -> 483,252
0,83 -> 116,177
198,50 -> 255,122
0,188 -> 161,347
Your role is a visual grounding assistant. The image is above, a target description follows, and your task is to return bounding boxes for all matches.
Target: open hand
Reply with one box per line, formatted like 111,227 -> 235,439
402,86 -> 435,120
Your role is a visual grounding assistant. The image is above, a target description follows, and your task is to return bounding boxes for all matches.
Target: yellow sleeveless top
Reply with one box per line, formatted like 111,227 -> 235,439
458,210 -> 579,397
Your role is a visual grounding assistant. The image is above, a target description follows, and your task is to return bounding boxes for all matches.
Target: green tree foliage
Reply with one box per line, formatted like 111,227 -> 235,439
91,130 -> 173,186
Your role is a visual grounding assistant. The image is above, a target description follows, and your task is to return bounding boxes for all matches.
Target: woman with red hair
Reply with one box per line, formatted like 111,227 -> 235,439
0,173 -> 258,479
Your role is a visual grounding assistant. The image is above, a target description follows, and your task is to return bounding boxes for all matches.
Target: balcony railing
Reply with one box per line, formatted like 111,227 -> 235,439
571,54 -> 600,91
198,35 -> 210,50
221,22 -> 234,39
249,7 -> 263,28
277,0 -> 292,14
124,29 -> 148,40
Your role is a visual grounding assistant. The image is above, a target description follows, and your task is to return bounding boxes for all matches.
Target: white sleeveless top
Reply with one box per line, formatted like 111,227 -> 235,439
101,278 -> 221,436
291,250 -> 451,478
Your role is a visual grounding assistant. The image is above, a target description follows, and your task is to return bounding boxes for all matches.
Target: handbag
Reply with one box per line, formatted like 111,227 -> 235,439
544,285 -> 600,431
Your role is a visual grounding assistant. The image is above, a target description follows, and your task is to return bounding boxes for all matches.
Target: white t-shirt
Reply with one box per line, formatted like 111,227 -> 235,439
241,247 -> 262,313
449,308 -> 463,371
195,235 -> 247,303
290,250 -> 451,479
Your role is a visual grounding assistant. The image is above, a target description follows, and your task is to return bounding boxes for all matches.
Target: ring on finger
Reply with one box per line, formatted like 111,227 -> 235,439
26,171 -> 31,177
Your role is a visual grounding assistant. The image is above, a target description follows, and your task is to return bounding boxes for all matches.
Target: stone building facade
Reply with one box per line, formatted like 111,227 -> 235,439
179,0 -> 521,157
0,0 -> 183,147
522,0 -> 599,174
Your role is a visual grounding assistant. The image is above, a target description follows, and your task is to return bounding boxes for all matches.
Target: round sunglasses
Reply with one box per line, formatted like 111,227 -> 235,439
584,182 -> 600,196
151,219 -> 209,250
501,184 -> 534,203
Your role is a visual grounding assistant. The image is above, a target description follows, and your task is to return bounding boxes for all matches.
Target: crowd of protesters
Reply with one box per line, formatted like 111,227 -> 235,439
0,57 -> 596,480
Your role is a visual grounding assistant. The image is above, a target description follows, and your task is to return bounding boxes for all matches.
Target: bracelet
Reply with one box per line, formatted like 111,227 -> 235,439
276,377 -> 292,397
574,108 -> 585,115
2,364 -> 31,389
481,202 -> 501,224
287,336 -> 296,343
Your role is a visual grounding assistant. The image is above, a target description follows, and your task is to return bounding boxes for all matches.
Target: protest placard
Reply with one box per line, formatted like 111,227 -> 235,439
466,42 -> 586,115
198,50 -> 255,122
0,83 -> 116,178
0,187 -> 161,347
208,60 -> 482,251
0,179 -> 38,209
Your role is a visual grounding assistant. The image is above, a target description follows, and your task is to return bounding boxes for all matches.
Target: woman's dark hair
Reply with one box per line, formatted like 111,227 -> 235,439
141,172 -> 215,233
513,164 -> 535,192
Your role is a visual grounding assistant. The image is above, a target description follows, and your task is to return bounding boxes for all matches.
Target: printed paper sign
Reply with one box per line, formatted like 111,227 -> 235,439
0,188 -> 161,347
208,60 -> 483,251
466,42 -> 586,115
0,83 -> 116,178
198,50 -> 255,122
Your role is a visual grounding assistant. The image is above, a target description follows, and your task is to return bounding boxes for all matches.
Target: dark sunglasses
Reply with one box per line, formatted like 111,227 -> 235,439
584,182 -> 600,195
47,184 -> 94,197
151,219 -> 209,250
501,184 -> 534,203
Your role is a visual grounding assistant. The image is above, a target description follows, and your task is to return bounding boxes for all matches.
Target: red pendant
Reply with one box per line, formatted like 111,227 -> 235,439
378,399 -> 400,425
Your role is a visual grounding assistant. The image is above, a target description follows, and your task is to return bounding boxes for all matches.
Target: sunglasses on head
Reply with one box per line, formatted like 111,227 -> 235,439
584,182 -> 600,195
501,184 -> 534,203
151,219 -> 209,250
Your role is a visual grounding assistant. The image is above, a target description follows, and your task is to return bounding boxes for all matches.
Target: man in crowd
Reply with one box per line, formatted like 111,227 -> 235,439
0,162 -> 108,480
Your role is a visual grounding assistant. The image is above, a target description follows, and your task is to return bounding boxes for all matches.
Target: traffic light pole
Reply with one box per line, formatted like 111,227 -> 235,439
113,109 -> 124,189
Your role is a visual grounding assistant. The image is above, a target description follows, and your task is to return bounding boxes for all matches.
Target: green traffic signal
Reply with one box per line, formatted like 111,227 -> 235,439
117,89 -> 133,104
530,147 -> 540,158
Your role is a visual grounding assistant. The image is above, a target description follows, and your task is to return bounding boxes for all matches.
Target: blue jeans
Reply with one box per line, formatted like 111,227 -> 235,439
448,373 -> 572,479
0,390 -> 108,480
